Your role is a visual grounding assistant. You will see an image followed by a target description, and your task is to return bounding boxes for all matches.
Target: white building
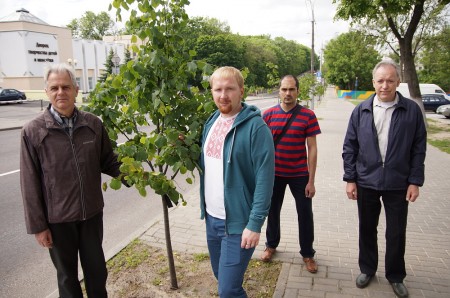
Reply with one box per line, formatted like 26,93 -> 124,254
0,8 -> 125,102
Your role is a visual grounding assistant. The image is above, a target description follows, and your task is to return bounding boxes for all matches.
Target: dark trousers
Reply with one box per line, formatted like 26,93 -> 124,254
357,186 -> 408,283
265,175 -> 315,258
48,212 -> 107,298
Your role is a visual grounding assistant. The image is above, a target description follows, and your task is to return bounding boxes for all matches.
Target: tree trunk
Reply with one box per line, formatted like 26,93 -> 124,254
162,194 -> 178,290
399,36 -> 427,125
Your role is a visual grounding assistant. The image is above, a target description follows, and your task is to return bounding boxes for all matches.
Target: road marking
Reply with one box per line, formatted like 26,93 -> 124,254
0,169 -> 20,177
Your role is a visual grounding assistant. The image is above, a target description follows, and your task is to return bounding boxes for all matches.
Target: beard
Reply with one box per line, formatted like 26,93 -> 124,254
218,104 -> 233,114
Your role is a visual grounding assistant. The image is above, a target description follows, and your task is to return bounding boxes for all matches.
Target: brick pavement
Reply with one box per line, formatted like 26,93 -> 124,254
140,87 -> 450,297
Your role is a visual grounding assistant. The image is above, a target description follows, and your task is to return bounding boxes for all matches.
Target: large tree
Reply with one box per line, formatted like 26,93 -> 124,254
67,11 -> 115,40
334,0 -> 450,101
323,31 -> 380,90
274,37 -> 311,77
85,0 -> 215,290
241,35 -> 280,87
194,34 -> 245,68
181,17 -> 230,55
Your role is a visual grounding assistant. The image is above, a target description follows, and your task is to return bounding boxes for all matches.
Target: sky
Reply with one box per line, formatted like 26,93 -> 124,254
1,0 -> 350,50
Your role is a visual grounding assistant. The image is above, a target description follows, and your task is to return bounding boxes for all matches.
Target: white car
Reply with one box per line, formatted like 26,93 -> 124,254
436,104 -> 450,118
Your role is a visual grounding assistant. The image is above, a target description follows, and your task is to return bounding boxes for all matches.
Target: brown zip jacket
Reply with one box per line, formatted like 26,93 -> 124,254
20,107 -> 121,234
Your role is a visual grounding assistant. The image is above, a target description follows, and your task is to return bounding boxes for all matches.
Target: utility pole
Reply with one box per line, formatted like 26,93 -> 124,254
307,0 -> 316,109
311,19 -> 315,74
309,0 -> 315,74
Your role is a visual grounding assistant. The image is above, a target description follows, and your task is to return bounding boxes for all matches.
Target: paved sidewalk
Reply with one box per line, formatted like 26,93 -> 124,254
140,88 -> 450,297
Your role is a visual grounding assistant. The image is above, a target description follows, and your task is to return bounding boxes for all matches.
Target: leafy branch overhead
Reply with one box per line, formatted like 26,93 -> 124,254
333,0 -> 450,99
85,0 -> 216,206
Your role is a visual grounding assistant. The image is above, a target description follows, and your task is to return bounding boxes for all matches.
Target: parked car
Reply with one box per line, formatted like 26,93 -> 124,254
397,83 -> 450,100
436,104 -> 450,119
421,94 -> 450,112
0,88 -> 27,104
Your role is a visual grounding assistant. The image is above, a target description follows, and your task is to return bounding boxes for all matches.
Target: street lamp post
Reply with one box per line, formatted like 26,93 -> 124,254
111,52 -> 121,74
67,58 -> 78,68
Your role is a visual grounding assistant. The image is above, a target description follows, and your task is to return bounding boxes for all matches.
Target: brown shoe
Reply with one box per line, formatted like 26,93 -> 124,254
303,257 -> 318,273
260,247 -> 276,262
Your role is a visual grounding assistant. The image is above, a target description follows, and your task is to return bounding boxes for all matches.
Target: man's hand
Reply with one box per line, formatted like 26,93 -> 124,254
240,228 -> 260,249
346,182 -> 357,200
35,229 -> 53,249
305,182 -> 316,198
406,184 -> 420,202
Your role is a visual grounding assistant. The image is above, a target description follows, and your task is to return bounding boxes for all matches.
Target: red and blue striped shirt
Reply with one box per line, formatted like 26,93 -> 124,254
263,104 -> 321,177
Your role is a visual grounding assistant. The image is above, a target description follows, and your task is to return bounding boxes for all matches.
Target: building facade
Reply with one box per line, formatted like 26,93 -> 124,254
0,8 -> 125,102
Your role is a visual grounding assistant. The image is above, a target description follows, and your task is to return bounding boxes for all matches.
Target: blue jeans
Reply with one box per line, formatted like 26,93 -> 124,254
265,175 -> 316,257
206,213 -> 254,298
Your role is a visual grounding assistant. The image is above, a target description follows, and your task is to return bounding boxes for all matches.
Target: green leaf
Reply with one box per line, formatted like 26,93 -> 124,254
155,135 -> 167,148
187,61 -> 197,72
110,178 -> 122,190
135,148 -> 148,161
138,187 -> 147,197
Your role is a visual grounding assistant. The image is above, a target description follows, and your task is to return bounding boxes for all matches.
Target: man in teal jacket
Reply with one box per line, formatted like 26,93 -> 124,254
200,66 -> 274,297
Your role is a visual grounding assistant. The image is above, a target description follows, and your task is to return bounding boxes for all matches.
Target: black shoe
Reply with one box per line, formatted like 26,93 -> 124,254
356,273 -> 373,288
391,282 -> 409,298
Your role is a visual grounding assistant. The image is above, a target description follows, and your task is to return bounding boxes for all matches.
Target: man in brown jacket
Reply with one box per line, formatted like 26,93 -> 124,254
20,63 -> 122,297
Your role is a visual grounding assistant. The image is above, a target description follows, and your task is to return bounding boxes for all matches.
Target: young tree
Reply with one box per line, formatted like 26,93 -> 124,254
98,48 -> 115,83
123,47 -> 132,63
67,11 -> 115,40
84,0 -> 215,289
333,0 -> 450,102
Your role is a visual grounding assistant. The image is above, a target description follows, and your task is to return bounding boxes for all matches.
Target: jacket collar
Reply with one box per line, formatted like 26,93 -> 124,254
44,105 -> 88,129
361,91 -> 409,112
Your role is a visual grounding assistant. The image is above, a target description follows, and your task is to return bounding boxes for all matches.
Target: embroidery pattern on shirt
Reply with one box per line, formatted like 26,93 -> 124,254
206,117 -> 235,159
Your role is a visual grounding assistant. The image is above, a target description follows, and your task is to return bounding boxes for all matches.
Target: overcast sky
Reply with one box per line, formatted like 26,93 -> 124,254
2,0 -> 350,50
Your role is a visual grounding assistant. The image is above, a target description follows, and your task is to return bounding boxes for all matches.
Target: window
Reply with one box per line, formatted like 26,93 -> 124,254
88,77 -> 94,91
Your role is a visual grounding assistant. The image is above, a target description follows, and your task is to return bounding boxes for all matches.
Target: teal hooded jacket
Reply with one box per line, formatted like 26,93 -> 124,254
200,103 -> 275,234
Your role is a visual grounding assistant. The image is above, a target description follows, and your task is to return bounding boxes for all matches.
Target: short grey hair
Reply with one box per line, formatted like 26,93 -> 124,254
44,63 -> 78,87
372,59 -> 401,79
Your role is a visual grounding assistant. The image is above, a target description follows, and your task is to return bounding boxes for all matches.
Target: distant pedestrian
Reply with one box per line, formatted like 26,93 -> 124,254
342,59 -> 427,298
260,75 -> 321,274
20,63 -> 123,297
199,66 -> 275,297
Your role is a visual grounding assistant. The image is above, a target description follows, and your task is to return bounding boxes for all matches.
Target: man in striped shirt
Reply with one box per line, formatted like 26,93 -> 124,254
260,75 -> 321,273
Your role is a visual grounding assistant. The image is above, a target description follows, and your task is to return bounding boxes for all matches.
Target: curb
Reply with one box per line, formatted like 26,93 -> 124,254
0,126 -> 22,132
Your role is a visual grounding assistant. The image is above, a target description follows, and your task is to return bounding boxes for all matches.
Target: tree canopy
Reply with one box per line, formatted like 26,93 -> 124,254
418,26 -> 450,92
67,11 -> 115,40
333,0 -> 450,99
323,31 -> 380,90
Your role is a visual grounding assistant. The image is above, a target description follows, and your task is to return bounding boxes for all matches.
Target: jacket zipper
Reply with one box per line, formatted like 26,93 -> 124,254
68,130 -> 87,220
